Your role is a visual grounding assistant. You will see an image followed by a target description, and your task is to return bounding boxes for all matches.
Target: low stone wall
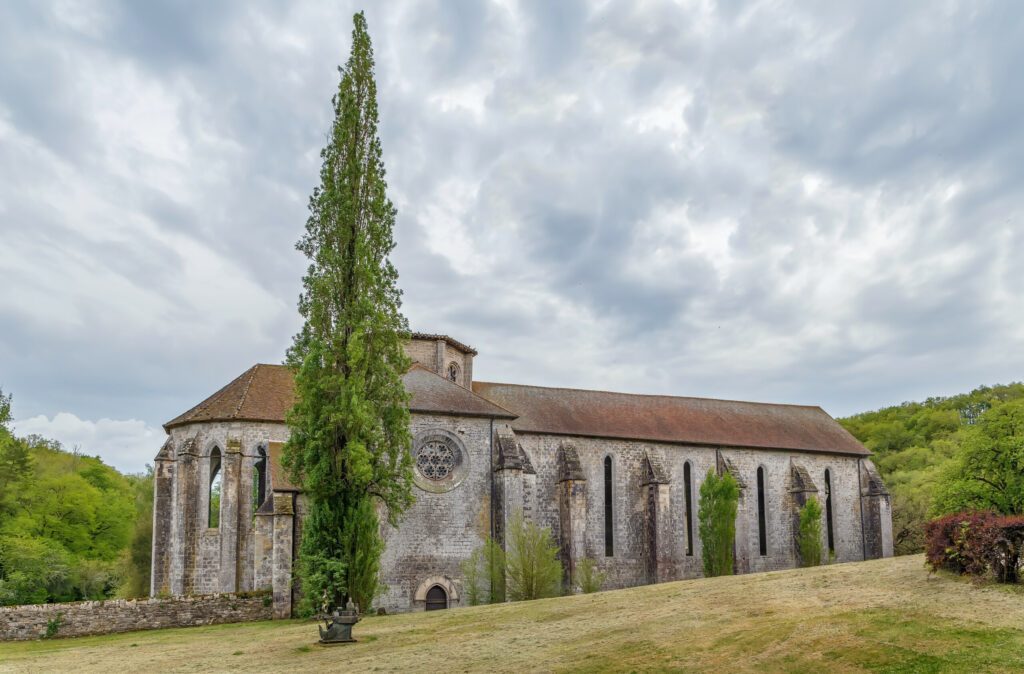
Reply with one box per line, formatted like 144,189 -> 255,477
0,592 -> 272,641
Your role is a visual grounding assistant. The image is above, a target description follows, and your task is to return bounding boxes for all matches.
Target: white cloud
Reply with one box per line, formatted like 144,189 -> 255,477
14,413 -> 161,475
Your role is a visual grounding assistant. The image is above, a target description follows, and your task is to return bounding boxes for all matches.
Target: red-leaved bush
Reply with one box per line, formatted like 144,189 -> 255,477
925,511 -> 1024,583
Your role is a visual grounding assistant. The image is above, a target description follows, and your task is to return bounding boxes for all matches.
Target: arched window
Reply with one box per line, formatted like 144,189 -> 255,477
604,456 -> 614,557
253,445 -> 268,512
824,469 -> 835,555
683,461 -> 694,556
209,447 -> 222,529
447,362 -> 460,383
425,585 -> 448,611
756,466 -> 767,556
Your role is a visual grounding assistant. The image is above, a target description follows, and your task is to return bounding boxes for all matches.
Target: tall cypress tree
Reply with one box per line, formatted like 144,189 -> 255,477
283,12 -> 413,615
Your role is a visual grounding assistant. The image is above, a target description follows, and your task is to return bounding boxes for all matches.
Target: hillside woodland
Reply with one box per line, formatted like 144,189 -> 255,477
839,383 -> 1024,554
0,389 -> 153,605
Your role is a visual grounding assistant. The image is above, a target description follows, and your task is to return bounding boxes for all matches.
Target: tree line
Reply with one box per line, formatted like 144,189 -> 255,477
0,388 -> 153,605
838,383 -> 1024,555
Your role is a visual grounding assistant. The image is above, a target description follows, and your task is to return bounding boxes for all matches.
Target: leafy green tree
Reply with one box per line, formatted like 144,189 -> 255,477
340,496 -> 385,611
461,537 -> 507,605
840,383 -> 1024,554
0,536 -> 72,605
0,435 -> 135,605
698,469 -> 739,577
0,387 -> 11,429
282,11 -> 414,615
798,496 -> 823,567
505,512 -> 562,601
119,469 -> 154,598
0,389 -> 33,512
484,537 -> 506,603
208,480 -> 221,529
934,399 -> 1024,516
460,545 -> 485,606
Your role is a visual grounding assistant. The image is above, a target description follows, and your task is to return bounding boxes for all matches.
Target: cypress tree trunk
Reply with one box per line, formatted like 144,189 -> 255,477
283,11 -> 413,615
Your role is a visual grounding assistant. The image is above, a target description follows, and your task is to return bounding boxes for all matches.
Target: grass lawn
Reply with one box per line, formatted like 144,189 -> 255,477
2,554 -> 1023,673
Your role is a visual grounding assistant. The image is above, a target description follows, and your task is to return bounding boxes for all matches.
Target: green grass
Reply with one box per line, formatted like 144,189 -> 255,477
2,555 -> 1023,673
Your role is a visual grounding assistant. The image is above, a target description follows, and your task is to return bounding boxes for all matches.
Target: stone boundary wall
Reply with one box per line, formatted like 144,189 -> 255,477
0,592 -> 272,641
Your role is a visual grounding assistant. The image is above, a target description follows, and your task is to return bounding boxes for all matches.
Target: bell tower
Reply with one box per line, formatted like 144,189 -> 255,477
404,332 -> 476,388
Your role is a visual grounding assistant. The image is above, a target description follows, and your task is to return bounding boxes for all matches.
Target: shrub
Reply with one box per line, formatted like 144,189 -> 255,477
460,546 -> 485,606
798,497 -> 823,567
925,511 -> 998,577
575,557 -> 606,594
44,613 -> 63,639
505,512 -> 562,601
461,537 -> 506,605
924,511 -> 1024,583
698,470 -> 739,577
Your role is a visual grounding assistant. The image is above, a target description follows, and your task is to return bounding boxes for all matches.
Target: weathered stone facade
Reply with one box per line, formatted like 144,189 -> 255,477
152,333 -> 893,617
0,593 -> 271,641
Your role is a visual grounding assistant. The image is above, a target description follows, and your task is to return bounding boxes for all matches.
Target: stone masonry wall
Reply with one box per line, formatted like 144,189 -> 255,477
158,421 -> 291,597
0,593 -> 271,641
377,413 -> 493,612
515,433 -> 871,590
405,339 -> 438,373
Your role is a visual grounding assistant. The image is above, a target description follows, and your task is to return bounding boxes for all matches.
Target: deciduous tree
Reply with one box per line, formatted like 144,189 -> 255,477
282,12 -> 413,615
505,512 -> 562,601
934,399 -> 1024,516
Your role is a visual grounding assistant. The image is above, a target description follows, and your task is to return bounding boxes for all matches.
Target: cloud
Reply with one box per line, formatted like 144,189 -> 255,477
13,413 -> 161,474
2,0 -> 1023,468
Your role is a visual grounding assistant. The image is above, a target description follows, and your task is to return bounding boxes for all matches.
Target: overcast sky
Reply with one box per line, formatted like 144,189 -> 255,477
2,1 -> 1022,473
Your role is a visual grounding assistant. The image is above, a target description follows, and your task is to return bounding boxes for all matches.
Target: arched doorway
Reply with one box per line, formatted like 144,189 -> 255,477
425,585 -> 448,611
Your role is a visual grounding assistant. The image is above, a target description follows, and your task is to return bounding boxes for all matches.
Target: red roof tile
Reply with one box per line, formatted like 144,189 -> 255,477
164,363 -> 513,431
471,382 -> 868,456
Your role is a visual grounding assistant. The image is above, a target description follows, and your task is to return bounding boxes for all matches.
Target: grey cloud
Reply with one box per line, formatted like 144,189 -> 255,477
2,0 -> 1023,473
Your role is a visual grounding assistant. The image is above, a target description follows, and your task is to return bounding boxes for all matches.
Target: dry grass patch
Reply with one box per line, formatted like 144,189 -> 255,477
3,555 -> 1024,673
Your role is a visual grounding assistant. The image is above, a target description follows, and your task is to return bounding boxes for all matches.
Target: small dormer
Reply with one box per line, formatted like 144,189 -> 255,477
405,332 -> 476,388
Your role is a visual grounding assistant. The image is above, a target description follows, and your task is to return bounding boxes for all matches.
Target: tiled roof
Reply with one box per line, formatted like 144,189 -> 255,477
402,364 -> 514,418
164,363 -> 514,431
164,364 -> 293,431
471,382 -> 869,456
410,332 -> 478,355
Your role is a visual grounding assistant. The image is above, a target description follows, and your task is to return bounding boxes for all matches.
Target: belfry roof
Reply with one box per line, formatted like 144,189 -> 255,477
409,332 -> 478,355
163,363 -> 514,432
471,382 -> 868,456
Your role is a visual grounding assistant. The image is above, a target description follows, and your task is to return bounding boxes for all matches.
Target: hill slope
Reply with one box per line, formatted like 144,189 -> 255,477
3,555 -> 1024,673
839,382 -> 1024,554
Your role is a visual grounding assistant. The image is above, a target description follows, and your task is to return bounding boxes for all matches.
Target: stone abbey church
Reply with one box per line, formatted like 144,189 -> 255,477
151,333 -> 893,617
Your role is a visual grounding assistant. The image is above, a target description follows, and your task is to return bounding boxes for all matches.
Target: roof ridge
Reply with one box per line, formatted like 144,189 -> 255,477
473,380 -> 823,411
410,332 -> 478,355
234,364 -> 259,418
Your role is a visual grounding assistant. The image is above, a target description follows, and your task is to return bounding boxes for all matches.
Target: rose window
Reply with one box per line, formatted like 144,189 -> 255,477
416,440 -> 456,480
